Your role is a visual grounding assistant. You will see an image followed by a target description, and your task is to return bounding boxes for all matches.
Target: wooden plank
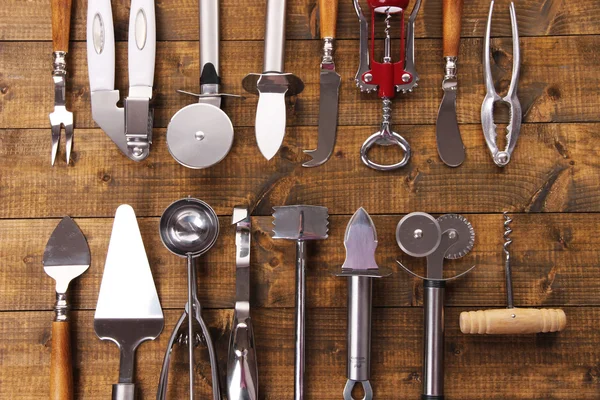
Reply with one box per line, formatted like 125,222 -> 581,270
0,213 -> 595,311
1,36 -> 599,129
0,307 -> 597,399
1,0 -> 598,42
0,123 -> 597,217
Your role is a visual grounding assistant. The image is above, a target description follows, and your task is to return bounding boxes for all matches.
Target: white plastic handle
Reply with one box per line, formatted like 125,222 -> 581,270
128,0 -> 156,94
86,0 -> 115,92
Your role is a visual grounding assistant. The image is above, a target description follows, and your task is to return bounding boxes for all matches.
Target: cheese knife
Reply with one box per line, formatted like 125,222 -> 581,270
43,217 -> 90,400
94,205 -> 163,400
303,0 -> 341,167
435,0 -> 466,167
242,0 -> 304,160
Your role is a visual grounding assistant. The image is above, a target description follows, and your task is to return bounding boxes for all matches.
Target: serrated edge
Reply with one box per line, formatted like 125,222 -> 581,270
437,214 -> 475,259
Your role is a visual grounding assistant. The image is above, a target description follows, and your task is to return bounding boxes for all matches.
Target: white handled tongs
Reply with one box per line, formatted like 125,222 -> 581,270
87,0 -> 156,161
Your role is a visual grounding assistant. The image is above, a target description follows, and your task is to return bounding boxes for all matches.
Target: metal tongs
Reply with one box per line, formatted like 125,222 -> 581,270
481,1 -> 522,167
227,207 -> 259,400
87,0 -> 155,161
352,0 -> 421,171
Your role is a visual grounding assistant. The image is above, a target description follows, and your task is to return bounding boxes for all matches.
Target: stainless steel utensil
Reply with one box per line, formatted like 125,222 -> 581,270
157,198 -> 221,400
242,0 -> 304,160
43,217 -> 90,400
335,208 -> 390,400
436,0 -> 466,167
272,205 -> 329,400
49,0 -> 74,165
352,0 -> 421,171
303,0 -> 341,167
87,0 -> 155,161
481,1 -> 522,167
460,213 -> 566,335
227,207 -> 259,400
166,0 -> 242,169
396,212 -> 475,400
94,205 -> 164,400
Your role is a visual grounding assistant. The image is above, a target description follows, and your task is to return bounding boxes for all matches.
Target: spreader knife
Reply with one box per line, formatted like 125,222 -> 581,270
436,0 -> 465,167
94,205 -> 163,400
303,0 -> 340,167
242,0 -> 304,160
43,217 -> 90,400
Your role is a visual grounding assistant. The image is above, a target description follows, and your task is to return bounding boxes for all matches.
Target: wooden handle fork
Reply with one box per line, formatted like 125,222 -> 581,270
51,0 -> 73,52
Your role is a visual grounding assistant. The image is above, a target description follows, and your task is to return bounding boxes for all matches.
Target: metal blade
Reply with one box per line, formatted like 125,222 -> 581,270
342,208 -> 378,271
436,90 -> 465,167
95,205 -> 162,320
43,217 -> 90,293
256,91 -> 287,160
303,69 -> 341,167
272,205 -> 329,240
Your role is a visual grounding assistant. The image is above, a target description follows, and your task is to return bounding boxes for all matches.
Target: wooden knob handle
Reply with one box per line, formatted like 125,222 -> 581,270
50,321 -> 73,400
319,0 -> 339,39
51,0 -> 73,52
460,308 -> 567,335
442,0 -> 463,57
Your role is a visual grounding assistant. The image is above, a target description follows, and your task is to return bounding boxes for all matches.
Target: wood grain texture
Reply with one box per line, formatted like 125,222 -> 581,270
0,123 -> 597,217
50,321 -> 73,400
0,213 -> 595,312
0,0 -> 598,41
318,0 -> 338,39
1,36 -> 598,129
50,0 -> 72,52
0,308 -> 598,400
459,307 -> 567,335
442,0 -> 464,57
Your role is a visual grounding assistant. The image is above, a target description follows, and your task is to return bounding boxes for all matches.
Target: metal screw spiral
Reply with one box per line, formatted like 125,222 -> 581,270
503,212 -> 515,308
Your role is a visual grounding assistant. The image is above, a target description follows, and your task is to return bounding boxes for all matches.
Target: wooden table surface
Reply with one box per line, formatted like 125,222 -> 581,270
1,0 -> 599,398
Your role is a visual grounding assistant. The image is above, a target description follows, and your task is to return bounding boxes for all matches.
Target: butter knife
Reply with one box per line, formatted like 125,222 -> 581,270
436,0 -> 465,167
303,0 -> 340,167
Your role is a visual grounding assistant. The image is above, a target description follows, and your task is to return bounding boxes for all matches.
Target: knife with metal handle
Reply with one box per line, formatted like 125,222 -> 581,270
227,207 -> 259,400
303,0 -> 341,168
435,0 -> 465,167
243,0 -> 304,161
43,217 -> 91,400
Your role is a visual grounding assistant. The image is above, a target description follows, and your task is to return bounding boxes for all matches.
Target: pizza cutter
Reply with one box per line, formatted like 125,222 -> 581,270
166,0 -> 242,169
396,212 -> 475,400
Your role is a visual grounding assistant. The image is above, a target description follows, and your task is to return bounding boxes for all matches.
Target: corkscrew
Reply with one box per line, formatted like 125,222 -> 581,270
352,0 -> 421,171
460,213 -> 567,335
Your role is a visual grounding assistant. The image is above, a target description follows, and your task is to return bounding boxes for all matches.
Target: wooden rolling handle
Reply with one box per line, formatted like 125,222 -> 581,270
50,321 -> 73,400
442,0 -> 463,57
51,0 -> 73,52
319,0 -> 339,39
460,308 -> 567,335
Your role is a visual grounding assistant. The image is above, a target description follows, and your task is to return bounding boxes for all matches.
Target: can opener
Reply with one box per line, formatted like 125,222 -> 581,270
87,0 -> 155,161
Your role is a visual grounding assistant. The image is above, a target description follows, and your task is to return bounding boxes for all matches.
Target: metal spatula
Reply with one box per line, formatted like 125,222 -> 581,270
94,205 -> 164,400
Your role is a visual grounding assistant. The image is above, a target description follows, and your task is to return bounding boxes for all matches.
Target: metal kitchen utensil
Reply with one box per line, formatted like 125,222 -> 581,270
303,0 -> 341,167
481,1 -> 522,167
167,0 -> 242,169
435,0 -> 466,167
227,207 -> 259,400
43,217 -> 90,400
460,213 -> 566,335
272,205 -> 329,400
353,0 -> 421,171
335,208 -> 390,400
242,0 -> 305,160
94,205 -> 164,400
396,212 -> 475,400
49,0 -> 74,165
87,0 -> 155,161
157,198 -> 221,400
